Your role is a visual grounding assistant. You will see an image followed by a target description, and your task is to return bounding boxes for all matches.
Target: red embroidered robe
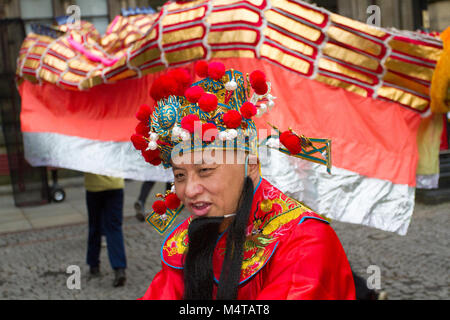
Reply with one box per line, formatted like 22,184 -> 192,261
140,178 -> 355,300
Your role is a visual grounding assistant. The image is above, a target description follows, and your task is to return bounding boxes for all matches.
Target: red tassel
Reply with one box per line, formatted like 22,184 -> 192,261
224,90 -> 233,104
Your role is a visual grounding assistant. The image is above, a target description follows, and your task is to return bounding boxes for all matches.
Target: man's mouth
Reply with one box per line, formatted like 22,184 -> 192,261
189,201 -> 212,216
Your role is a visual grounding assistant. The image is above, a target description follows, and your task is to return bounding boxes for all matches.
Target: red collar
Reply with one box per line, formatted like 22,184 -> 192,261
161,178 -> 326,284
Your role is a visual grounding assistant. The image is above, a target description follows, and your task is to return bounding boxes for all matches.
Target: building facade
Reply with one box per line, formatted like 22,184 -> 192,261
313,0 -> 448,32
0,0 -> 448,34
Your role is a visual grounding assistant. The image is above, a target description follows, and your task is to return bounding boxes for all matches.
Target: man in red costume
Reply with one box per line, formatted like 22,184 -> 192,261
132,61 -> 355,300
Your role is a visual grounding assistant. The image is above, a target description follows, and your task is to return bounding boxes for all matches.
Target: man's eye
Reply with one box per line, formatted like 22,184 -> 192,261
174,173 -> 185,180
199,167 -> 213,174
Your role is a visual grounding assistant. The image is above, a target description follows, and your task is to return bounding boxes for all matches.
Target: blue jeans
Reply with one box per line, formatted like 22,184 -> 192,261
86,189 -> 127,270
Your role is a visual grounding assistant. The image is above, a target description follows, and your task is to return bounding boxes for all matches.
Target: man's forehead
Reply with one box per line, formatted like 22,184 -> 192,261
171,150 -> 248,167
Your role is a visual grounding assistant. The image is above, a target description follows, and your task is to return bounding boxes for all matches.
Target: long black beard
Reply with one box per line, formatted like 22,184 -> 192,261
183,216 -> 223,300
183,176 -> 254,300
216,176 -> 254,300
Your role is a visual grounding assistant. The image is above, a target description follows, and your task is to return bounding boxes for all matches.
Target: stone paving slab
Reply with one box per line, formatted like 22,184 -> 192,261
0,179 -> 448,300
0,219 -> 33,234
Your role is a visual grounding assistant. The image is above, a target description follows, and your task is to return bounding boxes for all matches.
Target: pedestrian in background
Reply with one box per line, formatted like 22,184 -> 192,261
84,173 -> 127,287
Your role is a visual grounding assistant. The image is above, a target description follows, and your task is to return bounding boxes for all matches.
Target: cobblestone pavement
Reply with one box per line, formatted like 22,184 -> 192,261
0,181 -> 448,300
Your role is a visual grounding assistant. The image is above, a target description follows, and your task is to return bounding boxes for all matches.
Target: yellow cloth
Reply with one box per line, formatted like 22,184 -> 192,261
84,173 -> 124,192
430,27 -> 450,114
416,113 -> 443,175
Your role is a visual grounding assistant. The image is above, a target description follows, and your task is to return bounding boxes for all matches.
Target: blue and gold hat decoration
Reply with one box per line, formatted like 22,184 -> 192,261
131,61 -> 276,170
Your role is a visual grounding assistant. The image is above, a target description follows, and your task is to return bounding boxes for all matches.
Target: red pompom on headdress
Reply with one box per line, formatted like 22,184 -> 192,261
198,92 -> 218,113
142,148 -> 160,163
135,121 -> 150,137
149,74 -> 178,101
240,101 -> 257,119
195,60 -> 209,78
149,68 -> 193,102
208,62 -> 226,80
249,70 -> 268,95
280,131 -> 302,155
152,200 -> 167,215
131,134 -> 148,151
168,68 -> 192,96
149,157 -> 162,166
181,114 -> 200,134
252,81 -> 268,95
185,85 -> 204,103
223,110 -> 242,129
202,122 -> 218,142
135,104 -> 153,122
165,193 -> 181,210
249,70 -> 266,85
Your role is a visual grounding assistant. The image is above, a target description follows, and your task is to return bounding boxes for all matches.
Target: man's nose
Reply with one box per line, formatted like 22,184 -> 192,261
184,175 -> 204,199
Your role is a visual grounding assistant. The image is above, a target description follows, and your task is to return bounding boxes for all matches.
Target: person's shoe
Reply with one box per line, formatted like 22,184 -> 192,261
113,268 -> 126,287
89,266 -> 100,277
377,291 -> 388,300
134,201 -> 145,222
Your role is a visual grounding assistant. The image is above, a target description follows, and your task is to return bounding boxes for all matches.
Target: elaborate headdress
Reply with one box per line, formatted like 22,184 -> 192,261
131,61 -> 331,233
131,61 -> 274,168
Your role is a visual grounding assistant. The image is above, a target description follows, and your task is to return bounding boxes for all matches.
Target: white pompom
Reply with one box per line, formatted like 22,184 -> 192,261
172,126 -> 181,137
149,132 -> 159,141
228,129 -> 238,139
148,140 -> 158,150
180,130 -> 191,141
218,131 -> 228,141
267,100 -> 275,109
170,185 -> 176,193
223,131 -> 233,141
225,80 -> 237,91
260,103 -> 267,112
